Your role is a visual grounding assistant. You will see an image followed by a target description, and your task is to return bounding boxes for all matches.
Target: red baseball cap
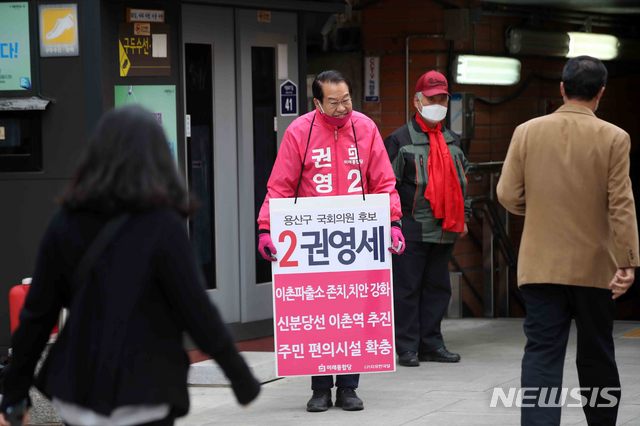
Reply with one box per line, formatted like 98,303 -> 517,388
415,70 -> 449,97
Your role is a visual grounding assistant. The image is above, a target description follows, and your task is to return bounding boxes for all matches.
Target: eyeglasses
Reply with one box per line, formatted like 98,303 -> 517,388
325,97 -> 352,109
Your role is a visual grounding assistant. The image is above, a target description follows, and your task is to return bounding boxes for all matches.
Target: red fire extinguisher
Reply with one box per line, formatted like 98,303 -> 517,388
8,277 -> 59,335
8,278 -> 31,334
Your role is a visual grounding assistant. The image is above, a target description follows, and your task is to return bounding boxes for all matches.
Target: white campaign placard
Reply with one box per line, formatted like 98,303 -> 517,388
269,194 -> 396,377
270,194 -> 391,274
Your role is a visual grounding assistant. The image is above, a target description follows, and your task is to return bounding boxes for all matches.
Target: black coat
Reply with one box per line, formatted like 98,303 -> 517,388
0,208 -> 258,417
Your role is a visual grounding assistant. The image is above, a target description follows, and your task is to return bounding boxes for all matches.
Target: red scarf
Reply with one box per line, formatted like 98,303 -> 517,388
415,113 -> 465,233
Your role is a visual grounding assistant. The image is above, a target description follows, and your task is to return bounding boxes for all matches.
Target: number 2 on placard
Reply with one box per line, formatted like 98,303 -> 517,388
348,169 -> 362,193
278,230 -> 299,267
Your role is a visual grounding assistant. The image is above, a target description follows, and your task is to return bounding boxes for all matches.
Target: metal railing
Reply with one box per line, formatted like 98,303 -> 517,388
459,161 -> 524,317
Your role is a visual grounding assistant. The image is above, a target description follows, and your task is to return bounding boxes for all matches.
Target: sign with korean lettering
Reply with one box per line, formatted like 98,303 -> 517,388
126,8 -> 165,23
39,4 -> 79,57
0,2 -> 32,91
364,56 -> 380,102
270,194 -> 395,376
280,79 -> 297,116
257,10 -> 271,23
118,23 -> 170,77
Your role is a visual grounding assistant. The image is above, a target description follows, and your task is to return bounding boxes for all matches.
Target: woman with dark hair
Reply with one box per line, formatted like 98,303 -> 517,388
61,105 -> 194,216
0,105 -> 260,426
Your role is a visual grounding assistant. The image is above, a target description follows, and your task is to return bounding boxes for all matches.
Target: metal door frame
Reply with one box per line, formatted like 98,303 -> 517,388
182,4 -> 240,323
236,8 -> 299,322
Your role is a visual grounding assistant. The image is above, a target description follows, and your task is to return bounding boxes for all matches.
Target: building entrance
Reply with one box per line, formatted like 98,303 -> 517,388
182,4 -> 298,324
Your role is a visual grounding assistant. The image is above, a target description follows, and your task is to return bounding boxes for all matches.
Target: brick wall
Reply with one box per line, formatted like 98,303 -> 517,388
360,0 -> 640,318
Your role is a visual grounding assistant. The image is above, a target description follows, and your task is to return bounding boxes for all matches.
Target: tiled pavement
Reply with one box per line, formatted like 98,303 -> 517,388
178,319 -> 640,426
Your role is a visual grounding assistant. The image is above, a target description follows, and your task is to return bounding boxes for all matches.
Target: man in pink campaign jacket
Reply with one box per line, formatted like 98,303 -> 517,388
257,70 -> 405,413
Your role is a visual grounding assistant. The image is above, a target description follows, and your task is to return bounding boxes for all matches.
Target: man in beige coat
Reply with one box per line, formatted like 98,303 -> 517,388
497,56 -> 639,426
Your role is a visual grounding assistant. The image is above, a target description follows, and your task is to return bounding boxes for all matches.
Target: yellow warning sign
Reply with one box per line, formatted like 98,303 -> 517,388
119,41 -> 131,77
39,4 -> 79,57
117,23 -> 171,77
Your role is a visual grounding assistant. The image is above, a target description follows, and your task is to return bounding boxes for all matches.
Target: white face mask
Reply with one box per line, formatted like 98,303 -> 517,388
419,104 -> 448,123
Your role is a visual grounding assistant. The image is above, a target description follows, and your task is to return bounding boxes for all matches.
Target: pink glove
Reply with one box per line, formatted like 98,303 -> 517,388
258,232 -> 277,261
389,226 -> 405,255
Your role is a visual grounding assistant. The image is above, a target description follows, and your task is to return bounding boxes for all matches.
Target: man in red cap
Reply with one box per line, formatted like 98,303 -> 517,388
384,70 -> 470,367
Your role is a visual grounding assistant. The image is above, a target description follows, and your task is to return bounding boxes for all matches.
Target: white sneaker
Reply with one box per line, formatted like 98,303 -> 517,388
46,14 -> 74,40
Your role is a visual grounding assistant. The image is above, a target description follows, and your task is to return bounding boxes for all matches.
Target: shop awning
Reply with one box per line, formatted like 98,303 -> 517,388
0,96 -> 51,111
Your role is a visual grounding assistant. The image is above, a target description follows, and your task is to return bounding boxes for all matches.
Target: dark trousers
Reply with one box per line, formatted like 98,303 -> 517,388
392,240 -> 454,354
311,374 -> 359,391
520,284 -> 620,426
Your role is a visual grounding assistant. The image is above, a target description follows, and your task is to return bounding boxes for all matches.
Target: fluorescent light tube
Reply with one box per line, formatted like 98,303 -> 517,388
454,55 -> 521,86
567,32 -> 619,60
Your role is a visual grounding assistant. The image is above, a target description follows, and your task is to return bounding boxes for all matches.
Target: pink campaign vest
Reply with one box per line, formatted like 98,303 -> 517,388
258,110 -> 401,230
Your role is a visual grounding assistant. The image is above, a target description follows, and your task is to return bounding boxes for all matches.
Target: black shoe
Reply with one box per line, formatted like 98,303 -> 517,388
335,387 -> 364,411
306,389 -> 332,412
398,351 -> 419,367
419,346 -> 461,363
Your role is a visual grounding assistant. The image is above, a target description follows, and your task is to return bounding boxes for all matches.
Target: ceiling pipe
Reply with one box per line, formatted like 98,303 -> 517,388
480,2 -> 637,31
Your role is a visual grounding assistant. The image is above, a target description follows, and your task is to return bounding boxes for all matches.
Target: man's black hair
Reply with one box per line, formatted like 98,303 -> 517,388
562,56 -> 608,101
312,70 -> 352,102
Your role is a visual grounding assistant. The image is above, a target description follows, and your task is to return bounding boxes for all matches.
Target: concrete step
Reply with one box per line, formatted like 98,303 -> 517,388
187,351 -> 277,385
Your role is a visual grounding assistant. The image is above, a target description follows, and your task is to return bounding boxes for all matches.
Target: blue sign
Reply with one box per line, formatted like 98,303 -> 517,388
0,2 -> 32,91
0,42 -> 19,59
280,79 -> 298,116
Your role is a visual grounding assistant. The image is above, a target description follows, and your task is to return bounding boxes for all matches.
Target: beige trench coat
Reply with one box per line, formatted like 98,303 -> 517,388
497,103 -> 639,288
